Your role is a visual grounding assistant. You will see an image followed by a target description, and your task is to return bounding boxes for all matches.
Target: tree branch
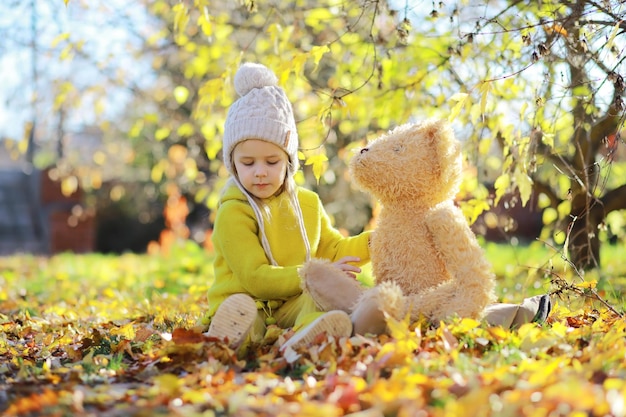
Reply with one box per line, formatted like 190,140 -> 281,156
601,183 -> 626,214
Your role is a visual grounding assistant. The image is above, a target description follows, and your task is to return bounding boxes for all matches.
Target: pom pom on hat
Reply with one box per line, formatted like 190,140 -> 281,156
234,63 -> 278,97
223,62 -> 299,177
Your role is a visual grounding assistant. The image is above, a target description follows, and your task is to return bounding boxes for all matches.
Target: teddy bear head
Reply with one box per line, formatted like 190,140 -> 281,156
349,119 -> 462,207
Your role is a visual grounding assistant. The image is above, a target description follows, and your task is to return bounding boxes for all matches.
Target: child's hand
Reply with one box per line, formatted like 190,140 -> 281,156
332,256 -> 362,279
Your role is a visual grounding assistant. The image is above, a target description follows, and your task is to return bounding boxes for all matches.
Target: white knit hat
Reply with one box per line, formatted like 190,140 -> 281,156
223,63 -> 299,176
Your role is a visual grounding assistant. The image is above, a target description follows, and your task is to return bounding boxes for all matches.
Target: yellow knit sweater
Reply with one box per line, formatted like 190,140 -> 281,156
208,183 -> 371,318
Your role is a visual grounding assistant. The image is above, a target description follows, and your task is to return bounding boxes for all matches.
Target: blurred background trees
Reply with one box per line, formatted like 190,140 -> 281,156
1,0 -> 624,270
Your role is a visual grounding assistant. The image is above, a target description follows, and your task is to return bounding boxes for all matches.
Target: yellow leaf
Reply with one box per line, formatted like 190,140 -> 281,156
173,3 -> 189,35
487,326 -> 510,341
527,358 -> 562,386
385,311 -> 414,342
61,176 -> 78,197
542,207 -> 558,225
129,120 -> 144,138
173,86 -> 189,104
151,161 -> 165,183
493,173 -> 510,205
184,158 -> 198,180
514,168 -> 533,206
576,280 -> 597,289
479,81 -> 490,119
478,136 -> 492,155
304,8 -> 334,27
51,33 -> 70,48
449,92 -> 468,103
198,78 -> 223,106
267,23 -> 282,52
309,45 -> 329,70
102,287 -> 116,298
519,101 -> 528,121
606,21 -> 620,52
375,312 -> 420,367
152,373 -> 182,397
64,0 -> 69,5
198,13 -> 213,37
204,139 -> 220,160
177,122 -> 195,137
155,127 -> 171,141
305,154 -> 328,183
459,198 -> 490,225
453,317 -> 481,333
60,44 -> 74,61
448,92 -> 469,122
604,378 -> 626,391
291,54 -> 308,78
550,321 -> 568,338
110,322 -> 136,340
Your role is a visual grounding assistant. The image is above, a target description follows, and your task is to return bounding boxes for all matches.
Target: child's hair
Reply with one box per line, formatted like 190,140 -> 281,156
221,63 -> 311,265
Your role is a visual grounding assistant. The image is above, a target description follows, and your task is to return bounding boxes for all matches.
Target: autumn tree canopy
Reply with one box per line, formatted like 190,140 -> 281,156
2,0 -> 625,269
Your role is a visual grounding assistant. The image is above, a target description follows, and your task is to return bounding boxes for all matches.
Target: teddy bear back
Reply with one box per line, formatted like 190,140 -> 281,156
350,119 -> 463,207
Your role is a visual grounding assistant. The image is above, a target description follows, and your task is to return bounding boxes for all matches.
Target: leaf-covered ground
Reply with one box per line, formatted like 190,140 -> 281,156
1,242 -> 626,417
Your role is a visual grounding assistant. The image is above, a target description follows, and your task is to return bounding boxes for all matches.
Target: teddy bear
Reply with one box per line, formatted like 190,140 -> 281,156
300,119 -> 498,335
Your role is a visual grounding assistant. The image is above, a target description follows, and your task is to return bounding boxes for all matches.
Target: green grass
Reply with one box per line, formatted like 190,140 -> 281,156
357,239 -> 626,312
483,240 -> 626,311
3,239 -> 623,316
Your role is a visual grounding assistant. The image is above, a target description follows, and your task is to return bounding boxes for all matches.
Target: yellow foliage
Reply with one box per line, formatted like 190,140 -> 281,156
173,86 -> 189,104
459,199 -> 490,225
447,92 -> 470,122
576,280 -> 597,289
110,322 -> 136,340
513,168 -> 533,207
479,81 -> 490,119
305,154 -> 328,183
493,173 -> 510,205
61,176 -> 78,197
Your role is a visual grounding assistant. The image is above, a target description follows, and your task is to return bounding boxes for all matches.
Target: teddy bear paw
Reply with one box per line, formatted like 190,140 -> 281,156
299,258 -> 363,313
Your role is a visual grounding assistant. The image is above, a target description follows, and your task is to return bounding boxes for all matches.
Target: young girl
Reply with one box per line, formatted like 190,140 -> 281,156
205,62 -> 371,352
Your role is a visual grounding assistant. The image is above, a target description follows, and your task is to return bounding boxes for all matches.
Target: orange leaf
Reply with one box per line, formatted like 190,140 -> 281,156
134,327 -> 155,342
172,328 -> 204,344
545,23 -> 567,37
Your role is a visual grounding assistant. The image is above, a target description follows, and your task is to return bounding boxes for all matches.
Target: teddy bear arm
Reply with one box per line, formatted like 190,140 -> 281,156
425,205 -> 496,291
299,258 -> 364,313
412,205 -> 497,322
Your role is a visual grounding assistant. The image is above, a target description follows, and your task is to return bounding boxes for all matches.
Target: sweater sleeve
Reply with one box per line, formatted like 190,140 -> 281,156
312,194 -> 372,265
211,200 -> 303,301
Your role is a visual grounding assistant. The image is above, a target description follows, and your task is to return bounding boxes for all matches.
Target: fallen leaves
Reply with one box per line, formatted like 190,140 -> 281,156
1,247 -> 626,416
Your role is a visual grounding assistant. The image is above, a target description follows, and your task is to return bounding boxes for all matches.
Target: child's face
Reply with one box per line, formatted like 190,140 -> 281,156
232,139 -> 289,200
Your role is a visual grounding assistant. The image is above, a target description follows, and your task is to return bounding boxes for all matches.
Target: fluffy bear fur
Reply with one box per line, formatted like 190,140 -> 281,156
300,119 -> 497,335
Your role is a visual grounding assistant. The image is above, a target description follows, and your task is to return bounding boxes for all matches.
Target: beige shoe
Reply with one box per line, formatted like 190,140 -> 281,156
206,294 -> 257,348
280,310 -> 352,352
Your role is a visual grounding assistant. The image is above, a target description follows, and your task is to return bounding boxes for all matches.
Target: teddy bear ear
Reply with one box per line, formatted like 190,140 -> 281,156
419,119 -> 445,145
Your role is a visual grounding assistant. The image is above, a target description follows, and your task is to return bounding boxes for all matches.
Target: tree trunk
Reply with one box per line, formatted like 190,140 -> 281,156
567,194 -> 604,270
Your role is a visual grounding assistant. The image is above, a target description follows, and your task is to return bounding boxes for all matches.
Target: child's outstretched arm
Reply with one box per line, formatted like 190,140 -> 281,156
313,196 -> 371,265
